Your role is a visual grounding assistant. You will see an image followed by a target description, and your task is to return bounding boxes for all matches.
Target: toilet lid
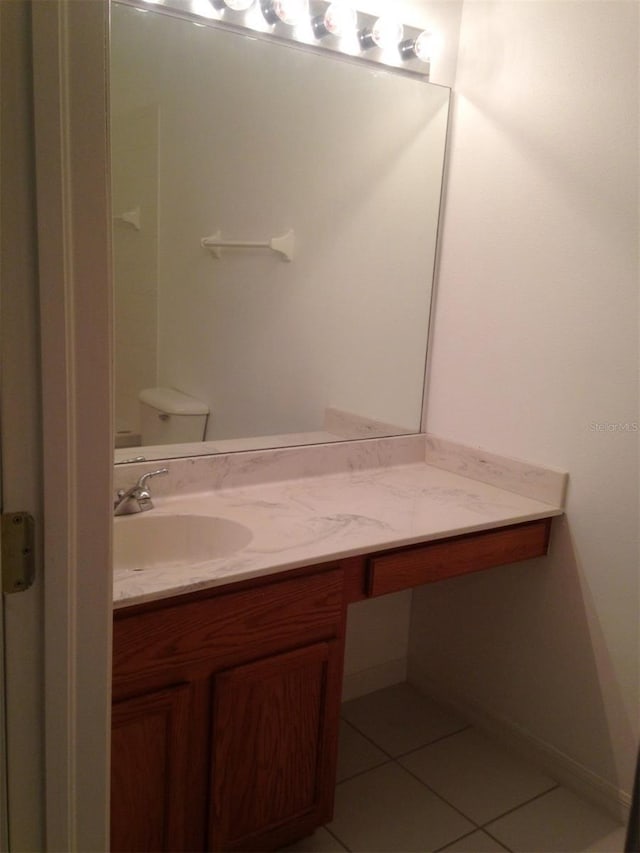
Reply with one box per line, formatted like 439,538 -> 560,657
139,387 -> 209,415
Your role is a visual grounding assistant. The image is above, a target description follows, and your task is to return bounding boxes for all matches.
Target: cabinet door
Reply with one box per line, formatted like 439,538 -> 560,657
111,684 -> 191,852
209,642 -> 342,852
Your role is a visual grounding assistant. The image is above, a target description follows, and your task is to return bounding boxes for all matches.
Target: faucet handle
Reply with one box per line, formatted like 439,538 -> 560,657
136,468 -> 169,489
132,468 -> 169,513
113,468 -> 169,516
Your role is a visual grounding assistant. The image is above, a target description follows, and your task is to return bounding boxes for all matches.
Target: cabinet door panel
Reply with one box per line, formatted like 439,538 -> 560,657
111,684 -> 191,852
209,642 -> 341,851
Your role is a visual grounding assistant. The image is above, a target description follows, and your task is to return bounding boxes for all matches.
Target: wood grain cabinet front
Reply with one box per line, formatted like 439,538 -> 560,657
111,684 -> 192,852
209,641 -> 342,852
366,519 -> 552,598
111,567 -> 346,853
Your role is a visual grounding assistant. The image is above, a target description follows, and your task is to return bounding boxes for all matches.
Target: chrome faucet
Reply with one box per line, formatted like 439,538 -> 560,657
113,468 -> 169,516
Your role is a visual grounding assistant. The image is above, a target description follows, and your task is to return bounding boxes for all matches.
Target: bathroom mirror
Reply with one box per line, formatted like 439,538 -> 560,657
111,1 -> 450,462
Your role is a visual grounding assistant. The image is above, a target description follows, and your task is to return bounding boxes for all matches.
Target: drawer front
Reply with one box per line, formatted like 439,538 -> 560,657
367,519 -> 552,597
113,568 -> 344,694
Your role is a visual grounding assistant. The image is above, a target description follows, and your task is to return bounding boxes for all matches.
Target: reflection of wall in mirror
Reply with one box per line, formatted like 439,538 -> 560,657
110,6 -> 449,444
112,104 -> 159,440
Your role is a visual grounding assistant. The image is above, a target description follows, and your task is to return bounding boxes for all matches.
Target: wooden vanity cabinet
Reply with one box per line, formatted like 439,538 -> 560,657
111,566 -> 346,853
111,517 -> 554,851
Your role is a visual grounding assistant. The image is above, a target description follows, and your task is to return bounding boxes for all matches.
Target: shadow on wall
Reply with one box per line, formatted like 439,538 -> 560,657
449,1 -> 637,240
407,515 -> 635,813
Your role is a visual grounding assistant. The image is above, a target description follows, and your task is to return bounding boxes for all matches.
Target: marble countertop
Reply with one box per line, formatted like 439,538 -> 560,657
113,459 -> 564,609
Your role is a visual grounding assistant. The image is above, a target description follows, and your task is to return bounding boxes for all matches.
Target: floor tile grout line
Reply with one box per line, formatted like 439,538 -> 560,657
339,717 -> 397,760
389,757 -> 562,839
334,723 -> 476,787
395,757 -> 485,831
339,715 -> 473,762
335,757 -> 392,786
332,748 -> 487,849
391,724 -> 474,759
479,783 -> 561,828
431,826 -> 513,853
322,824 -> 352,852
431,828 -> 487,853
481,824 -> 516,853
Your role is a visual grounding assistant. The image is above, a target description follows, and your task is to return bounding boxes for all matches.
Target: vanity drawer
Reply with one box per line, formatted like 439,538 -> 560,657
367,519 -> 552,597
113,567 -> 344,695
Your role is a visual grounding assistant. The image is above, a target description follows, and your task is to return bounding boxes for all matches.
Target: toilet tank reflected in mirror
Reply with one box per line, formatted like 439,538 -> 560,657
139,387 -> 209,447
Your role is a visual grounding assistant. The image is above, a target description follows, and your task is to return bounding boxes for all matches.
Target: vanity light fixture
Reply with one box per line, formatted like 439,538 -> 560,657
312,2 -> 357,39
399,29 -> 433,63
358,15 -> 403,50
140,0 -> 439,76
260,0 -> 309,26
210,0 -> 255,9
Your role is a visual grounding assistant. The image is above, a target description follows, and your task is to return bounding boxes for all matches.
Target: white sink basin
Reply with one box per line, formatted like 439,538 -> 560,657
114,513 -> 252,571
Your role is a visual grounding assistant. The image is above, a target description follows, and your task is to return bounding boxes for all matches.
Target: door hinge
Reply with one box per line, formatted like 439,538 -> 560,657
1,512 -> 35,594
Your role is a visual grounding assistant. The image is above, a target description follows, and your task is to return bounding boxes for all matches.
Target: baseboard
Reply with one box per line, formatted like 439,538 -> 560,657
342,658 -> 407,702
408,661 -> 631,824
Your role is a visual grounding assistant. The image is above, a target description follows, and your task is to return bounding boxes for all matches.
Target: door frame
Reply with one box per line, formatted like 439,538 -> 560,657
31,0 -> 113,849
1,1 -> 45,847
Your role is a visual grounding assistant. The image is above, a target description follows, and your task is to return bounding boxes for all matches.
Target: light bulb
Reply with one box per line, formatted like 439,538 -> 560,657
324,3 -> 357,36
359,15 -> 403,50
414,30 -> 434,62
261,0 -> 308,25
313,1 -> 357,38
371,16 -> 403,49
399,30 -> 434,63
223,0 -> 255,9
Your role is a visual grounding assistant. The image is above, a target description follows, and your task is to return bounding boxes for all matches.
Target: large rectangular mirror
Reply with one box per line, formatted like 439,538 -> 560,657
111,1 -> 450,462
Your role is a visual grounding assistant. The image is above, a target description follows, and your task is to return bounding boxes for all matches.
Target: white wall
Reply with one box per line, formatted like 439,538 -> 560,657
413,0 -> 638,805
343,591 -> 413,699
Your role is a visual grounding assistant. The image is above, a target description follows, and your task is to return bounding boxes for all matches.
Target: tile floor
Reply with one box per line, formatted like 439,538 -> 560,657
285,683 -> 628,853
